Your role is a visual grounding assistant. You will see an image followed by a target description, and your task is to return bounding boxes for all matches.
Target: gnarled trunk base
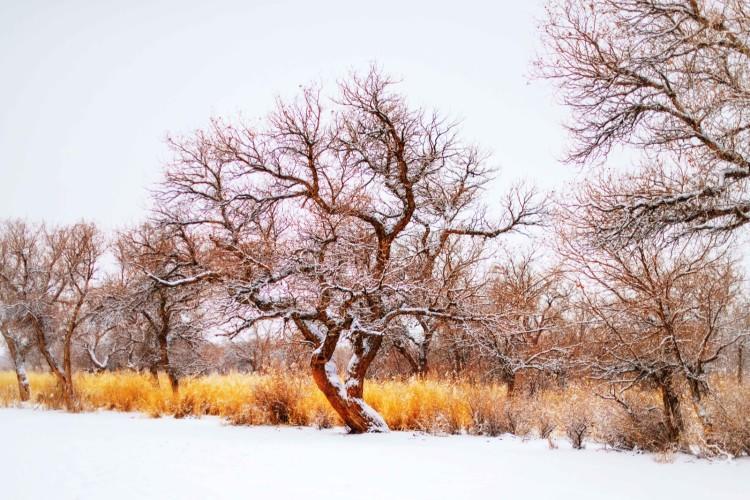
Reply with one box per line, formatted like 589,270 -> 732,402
311,359 -> 388,433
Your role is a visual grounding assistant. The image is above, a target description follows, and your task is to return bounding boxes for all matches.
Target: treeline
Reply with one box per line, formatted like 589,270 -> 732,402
0,216 -> 747,450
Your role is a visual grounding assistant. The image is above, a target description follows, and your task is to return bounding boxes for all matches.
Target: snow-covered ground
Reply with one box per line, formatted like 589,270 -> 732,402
1,409 -> 747,500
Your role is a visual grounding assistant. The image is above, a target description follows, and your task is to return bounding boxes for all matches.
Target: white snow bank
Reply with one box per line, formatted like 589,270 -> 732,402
0,408 -> 747,500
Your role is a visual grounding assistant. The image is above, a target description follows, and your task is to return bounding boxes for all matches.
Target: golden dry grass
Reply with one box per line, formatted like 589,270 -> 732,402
0,370 -> 747,454
0,371 -> 336,423
0,370 -> 523,431
0,370 -> 643,435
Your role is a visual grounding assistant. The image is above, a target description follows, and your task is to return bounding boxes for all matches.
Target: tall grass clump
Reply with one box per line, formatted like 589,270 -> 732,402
365,377 -> 477,433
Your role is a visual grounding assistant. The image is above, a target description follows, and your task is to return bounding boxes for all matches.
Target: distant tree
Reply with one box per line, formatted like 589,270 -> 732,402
154,67 -> 542,432
106,224 -> 208,392
225,329 -> 279,373
558,218 -> 747,442
387,226 -> 489,377
539,0 -> 750,242
0,220 -> 101,409
474,251 -> 569,394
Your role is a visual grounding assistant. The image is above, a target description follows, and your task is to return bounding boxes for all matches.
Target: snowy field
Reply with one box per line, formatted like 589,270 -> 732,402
1,409 -> 748,500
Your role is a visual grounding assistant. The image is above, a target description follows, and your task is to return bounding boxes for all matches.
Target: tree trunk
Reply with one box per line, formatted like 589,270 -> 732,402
1,331 -> 30,402
497,362 -> 516,396
155,293 -> 179,394
310,360 -> 387,433
157,329 -> 179,394
167,370 -> 179,394
295,317 -> 388,433
63,329 -> 74,403
451,343 -> 467,376
505,373 -> 516,397
393,323 -> 431,377
148,364 -> 160,387
738,343 -> 745,385
687,374 -> 713,436
304,322 -> 388,433
415,319 -> 433,377
393,340 -> 420,375
85,343 -> 110,372
416,351 -> 429,377
60,297 -> 85,411
658,377 -> 684,444
32,320 -> 77,410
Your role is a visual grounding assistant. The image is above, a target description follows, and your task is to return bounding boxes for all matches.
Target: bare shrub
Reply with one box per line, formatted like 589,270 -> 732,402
566,418 -> 590,449
538,418 -> 555,439
312,409 -> 334,430
601,409 -> 672,453
708,424 -> 750,458
34,385 -> 67,410
427,411 -> 463,435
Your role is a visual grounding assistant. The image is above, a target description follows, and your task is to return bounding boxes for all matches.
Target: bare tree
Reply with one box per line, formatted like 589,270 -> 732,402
558,219 -> 746,443
387,229 -> 489,377
225,327 -> 281,373
79,301 -> 126,373
42,224 -> 101,409
154,67 -> 542,432
473,251 -> 569,394
0,221 -> 102,409
62,224 -> 100,403
0,221 -> 50,401
539,0 -> 750,241
108,224 -> 208,392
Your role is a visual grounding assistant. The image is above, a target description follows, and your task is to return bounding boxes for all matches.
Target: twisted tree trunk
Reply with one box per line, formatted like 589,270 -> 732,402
299,319 -> 388,433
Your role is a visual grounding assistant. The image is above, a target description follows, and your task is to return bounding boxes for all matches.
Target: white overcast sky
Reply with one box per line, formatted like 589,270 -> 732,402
0,0 -> 577,229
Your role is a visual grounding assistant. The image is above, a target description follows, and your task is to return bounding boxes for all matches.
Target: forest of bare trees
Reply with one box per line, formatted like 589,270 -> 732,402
1,0 -> 749,456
